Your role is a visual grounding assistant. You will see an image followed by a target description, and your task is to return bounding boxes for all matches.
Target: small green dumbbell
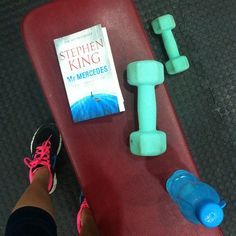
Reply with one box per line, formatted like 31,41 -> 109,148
152,14 -> 189,75
127,60 -> 167,156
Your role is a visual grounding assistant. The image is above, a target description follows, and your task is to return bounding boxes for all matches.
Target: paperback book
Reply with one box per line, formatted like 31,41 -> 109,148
54,24 -> 125,122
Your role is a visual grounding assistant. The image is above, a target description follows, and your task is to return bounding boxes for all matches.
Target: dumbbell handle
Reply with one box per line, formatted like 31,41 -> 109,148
138,85 -> 157,131
162,30 -> 180,59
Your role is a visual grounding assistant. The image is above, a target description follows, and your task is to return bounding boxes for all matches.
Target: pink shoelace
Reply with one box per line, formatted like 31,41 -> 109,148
24,136 -> 52,189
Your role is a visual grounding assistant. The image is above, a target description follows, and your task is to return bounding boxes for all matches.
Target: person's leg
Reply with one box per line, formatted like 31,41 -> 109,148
12,167 -> 54,218
11,168 -> 100,236
5,124 -> 62,236
5,124 -> 100,236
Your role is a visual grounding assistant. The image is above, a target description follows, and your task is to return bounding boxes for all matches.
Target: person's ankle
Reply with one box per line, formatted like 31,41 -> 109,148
32,167 -> 50,187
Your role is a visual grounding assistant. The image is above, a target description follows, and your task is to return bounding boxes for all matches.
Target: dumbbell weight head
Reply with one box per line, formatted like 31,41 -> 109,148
166,55 -> 189,75
151,14 -> 176,35
127,60 -> 164,86
152,14 -> 190,75
130,130 -> 167,156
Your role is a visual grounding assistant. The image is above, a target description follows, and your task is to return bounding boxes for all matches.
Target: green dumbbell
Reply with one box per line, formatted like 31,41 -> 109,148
127,60 -> 167,156
152,14 -> 189,75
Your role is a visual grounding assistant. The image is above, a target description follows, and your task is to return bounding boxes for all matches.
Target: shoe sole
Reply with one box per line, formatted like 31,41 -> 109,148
49,174 -> 57,194
30,123 -> 62,194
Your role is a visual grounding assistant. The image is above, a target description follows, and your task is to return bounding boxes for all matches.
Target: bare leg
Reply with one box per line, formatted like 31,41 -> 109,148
12,167 -> 100,235
12,167 -> 54,218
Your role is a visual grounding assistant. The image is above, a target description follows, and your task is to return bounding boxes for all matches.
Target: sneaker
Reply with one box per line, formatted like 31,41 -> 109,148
77,196 -> 90,234
24,123 -> 62,194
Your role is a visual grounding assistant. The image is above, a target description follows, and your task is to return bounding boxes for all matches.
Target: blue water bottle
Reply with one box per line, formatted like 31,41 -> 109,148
166,170 -> 226,228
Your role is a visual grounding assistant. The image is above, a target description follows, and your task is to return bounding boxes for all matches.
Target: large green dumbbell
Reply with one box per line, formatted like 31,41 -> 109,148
152,14 -> 189,75
127,60 -> 167,156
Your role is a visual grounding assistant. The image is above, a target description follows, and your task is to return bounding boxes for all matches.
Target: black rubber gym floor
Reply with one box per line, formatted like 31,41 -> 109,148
0,0 -> 235,235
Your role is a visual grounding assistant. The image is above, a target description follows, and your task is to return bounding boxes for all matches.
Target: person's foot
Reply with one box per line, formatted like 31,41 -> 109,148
77,197 -> 100,235
77,193 -> 90,234
24,123 -> 62,194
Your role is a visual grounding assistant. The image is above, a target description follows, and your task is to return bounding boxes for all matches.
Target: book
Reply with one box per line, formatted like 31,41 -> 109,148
54,24 -> 125,122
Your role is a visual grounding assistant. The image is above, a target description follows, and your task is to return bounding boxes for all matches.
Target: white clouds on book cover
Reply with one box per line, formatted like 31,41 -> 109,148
54,24 -> 125,122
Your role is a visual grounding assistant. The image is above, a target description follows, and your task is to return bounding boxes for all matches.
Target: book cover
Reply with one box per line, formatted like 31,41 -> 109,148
54,24 -> 125,122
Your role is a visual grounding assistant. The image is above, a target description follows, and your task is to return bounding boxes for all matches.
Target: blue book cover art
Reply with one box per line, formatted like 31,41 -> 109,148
54,25 -> 125,122
71,93 -> 119,122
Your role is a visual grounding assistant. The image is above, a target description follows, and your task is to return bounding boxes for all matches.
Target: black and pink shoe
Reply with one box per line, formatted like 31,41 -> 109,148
77,194 -> 90,234
24,124 -> 62,194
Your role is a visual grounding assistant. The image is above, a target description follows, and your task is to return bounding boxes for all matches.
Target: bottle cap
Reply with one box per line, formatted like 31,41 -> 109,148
197,202 -> 225,228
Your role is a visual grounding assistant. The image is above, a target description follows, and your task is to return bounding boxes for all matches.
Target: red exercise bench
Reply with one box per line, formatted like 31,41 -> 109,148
21,0 -> 223,235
